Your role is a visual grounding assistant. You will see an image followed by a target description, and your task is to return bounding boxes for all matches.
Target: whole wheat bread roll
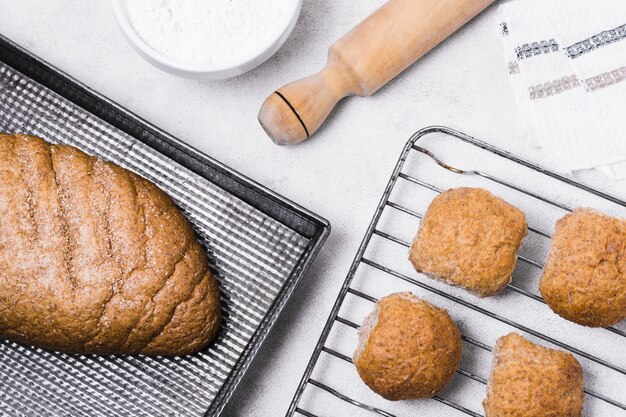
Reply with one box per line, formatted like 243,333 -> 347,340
0,134 -> 221,356
540,208 -> 626,327
353,292 -> 462,400
410,188 -> 527,297
483,333 -> 584,417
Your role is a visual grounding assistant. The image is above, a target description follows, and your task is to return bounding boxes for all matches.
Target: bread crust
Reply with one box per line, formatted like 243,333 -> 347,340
0,134 -> 221,355
353,292 -> 462,400
483,333 -> 584,417
410,188 -> 528,297
540,208 -> 626,327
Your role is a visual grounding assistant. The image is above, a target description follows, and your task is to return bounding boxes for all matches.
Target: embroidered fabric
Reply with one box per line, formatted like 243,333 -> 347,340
498,0 -> 626,180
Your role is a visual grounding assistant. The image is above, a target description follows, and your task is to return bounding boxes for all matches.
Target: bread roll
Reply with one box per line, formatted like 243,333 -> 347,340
483,333 -> 584,417
0,134 -> 221,356
410,187 -> 527,297
353,292 -> 462,400
540,208 -> 626,327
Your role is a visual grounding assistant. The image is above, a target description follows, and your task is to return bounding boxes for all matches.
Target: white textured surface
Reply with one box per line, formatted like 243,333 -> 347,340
0,1 -> 622,416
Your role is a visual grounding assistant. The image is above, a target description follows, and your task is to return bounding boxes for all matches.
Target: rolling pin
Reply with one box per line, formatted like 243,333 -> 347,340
258,0 -> 495,145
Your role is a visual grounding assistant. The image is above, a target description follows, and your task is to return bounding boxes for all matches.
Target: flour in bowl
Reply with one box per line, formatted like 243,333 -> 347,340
125,0 -> 289,67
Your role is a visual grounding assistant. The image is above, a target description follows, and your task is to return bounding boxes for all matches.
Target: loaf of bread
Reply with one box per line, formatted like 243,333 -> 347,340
0,134 -> 221,356
540,208 -> 626,327
410,188 -> 528,297
483,333 -> 584,417
353,292 -> 462,400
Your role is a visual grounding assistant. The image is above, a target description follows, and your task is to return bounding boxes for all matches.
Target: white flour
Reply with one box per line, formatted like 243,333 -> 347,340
125,0 -> 288,66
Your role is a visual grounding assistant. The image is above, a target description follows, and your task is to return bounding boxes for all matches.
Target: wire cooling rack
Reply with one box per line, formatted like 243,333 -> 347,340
287,126 -> 626,417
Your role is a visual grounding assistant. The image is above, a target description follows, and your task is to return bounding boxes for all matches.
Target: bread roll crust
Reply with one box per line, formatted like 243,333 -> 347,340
540,208 -> 626,327
0,134 -> 221,355
483,333 -> 584,417
410,188 -> 527,297
353,292 -> 462,400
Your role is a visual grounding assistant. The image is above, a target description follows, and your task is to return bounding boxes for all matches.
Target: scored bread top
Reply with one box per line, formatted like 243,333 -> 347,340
0,134 -> 221,355
410,187 -> 527,297
540,207 -> 626,327
483,333 -> 584,417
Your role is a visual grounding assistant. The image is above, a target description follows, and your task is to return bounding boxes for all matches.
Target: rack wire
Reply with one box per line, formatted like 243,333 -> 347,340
286,126 -> 626,417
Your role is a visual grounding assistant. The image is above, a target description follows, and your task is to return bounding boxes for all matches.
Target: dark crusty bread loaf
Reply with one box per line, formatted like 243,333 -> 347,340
0,134 -> 221,356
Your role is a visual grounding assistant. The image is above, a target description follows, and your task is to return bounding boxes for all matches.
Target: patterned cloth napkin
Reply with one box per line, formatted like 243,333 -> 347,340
498,0 -> 626,179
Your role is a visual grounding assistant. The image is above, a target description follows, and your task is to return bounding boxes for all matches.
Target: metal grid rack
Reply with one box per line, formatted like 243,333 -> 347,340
287,126 -> 626,417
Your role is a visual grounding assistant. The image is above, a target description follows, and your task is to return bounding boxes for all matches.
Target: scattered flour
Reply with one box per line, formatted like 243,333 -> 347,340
125,0 -> 288,67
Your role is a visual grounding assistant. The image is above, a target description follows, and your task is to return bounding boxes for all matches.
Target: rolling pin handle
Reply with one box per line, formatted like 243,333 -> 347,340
258,58 -> 352,146
258,0 -> 495,146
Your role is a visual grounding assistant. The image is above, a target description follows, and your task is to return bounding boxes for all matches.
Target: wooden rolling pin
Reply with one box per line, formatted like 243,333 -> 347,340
258,0 -> 495,145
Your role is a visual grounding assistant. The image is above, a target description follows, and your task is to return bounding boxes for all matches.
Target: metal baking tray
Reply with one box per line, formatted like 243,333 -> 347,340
0,34 -> 329,417
288,127 -> 626,417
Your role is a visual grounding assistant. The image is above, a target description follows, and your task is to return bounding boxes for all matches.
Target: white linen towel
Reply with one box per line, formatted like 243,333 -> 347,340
498,0 -> 626,179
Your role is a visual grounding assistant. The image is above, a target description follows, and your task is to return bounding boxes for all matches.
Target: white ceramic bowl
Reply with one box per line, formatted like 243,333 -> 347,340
111,0 -> 302,80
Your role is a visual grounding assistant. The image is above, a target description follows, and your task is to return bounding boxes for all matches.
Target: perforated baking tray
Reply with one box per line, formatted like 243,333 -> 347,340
288,127 -> 626,417
0,34 -> 329,417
